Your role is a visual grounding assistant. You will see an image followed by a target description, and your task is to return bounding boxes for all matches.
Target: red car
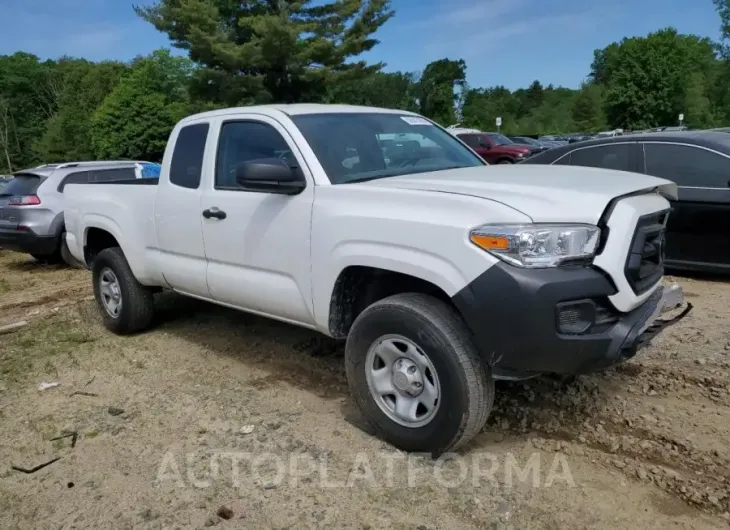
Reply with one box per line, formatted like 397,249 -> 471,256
452,130 -> 535,164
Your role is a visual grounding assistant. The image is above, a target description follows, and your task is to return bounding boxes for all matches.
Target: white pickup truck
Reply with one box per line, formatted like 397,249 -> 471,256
64,104 -> 691,454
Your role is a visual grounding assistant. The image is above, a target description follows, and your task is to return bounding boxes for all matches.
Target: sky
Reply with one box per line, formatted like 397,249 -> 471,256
0,0 -> 722,90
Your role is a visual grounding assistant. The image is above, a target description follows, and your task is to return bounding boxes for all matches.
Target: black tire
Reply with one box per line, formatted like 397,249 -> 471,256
345,293 -> 494,455
91,247 -> 154,334
497,159 -> 513,164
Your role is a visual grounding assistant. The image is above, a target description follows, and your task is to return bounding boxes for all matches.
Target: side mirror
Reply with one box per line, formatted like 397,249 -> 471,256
235,158 -> 305,195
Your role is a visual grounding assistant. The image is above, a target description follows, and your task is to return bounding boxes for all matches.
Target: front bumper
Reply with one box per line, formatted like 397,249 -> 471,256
0,228 -> 59,256
451,262 -> 692,379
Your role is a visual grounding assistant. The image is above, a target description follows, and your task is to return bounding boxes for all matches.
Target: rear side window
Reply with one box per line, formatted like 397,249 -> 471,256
59,167 -> 138,192
2,174 -> 43,196
93,167 -> 136,182
644,143 -> 730,187
170,123 -> 209,189
58,171 -> 91,192
568,144 -> 630,171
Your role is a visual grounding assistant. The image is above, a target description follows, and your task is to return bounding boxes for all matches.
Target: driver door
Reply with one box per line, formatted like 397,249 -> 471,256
200,115 -> 316,326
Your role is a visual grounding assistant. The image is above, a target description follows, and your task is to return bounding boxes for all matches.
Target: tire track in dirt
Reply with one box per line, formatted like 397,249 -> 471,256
616,362 -> 730,407
488,368 -> 730,517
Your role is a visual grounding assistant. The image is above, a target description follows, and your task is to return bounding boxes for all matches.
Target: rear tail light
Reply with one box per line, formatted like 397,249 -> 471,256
8,195 -> 41,206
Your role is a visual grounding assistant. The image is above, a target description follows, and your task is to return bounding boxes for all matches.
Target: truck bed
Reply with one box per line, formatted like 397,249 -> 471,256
63,181 -> 161,284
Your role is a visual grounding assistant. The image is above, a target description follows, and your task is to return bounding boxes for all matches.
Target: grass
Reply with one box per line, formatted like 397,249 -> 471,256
0,310 -> 99,386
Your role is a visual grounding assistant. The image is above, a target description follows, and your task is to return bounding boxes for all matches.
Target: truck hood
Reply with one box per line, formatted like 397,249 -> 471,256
361,165 -> 677,224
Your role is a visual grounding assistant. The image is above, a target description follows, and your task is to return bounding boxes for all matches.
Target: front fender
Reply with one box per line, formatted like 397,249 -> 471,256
311,240 -> 498,334
330,240 -> 470,296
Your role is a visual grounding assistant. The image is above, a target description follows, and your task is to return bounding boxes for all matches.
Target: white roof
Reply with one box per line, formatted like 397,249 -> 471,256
180,104 -> 420,124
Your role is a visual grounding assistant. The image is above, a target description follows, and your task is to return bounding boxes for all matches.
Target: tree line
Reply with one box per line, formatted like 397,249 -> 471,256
1,0 -> 729,173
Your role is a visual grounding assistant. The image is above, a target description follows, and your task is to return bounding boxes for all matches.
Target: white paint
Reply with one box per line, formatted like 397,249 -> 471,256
64,103 -> 675,339
592,193 -> 670,312
199,113 -> 315,324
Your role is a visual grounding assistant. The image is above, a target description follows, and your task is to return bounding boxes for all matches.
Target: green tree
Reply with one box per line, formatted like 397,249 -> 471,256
326,71 -> 419,110
35,59 -> 127,162
591,28 -> 717,129
684,72 -> 715,128
90,50 -> 193,161
524,80 -> 545,111
715,0 -> 730,45
418,58 -> 466,125
461,86 -> 516,131
0,53 -> 55,172
572,83 -> 606,132
135,0 -> 394,105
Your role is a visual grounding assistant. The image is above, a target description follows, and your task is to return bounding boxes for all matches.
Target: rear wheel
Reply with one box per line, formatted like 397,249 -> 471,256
345,293 -> 494,455
91,247 -> 154,334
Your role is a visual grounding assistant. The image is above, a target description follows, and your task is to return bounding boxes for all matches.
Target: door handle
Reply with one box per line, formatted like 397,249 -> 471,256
202,208 -> 227,220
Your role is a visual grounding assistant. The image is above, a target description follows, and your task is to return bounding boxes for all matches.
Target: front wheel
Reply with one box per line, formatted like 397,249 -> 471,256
497,159 -> 513,164
91,247 -> 155,334
345,293 -> 494,454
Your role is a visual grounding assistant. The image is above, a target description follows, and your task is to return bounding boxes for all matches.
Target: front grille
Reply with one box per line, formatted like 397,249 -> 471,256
624,210 -> 668,295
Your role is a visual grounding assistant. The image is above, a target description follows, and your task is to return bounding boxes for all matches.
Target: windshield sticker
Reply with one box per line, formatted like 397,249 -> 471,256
400,116 -> 432,126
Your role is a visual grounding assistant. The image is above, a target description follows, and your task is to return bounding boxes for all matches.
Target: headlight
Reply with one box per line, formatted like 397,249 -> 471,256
469,224 -> 601,268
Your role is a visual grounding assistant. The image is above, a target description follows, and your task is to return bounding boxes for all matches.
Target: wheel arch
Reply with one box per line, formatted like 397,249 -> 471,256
327,265 -> 462,339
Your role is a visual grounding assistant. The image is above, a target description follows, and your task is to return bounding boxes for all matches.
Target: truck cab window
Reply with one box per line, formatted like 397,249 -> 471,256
215,121 -> 296,189
170,123 -> 209,190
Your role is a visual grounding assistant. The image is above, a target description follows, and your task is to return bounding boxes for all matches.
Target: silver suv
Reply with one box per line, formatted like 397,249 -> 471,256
0,161 -> 155,264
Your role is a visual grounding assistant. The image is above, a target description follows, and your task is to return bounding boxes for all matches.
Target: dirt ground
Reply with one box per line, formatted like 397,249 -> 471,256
1,250 -> 729,529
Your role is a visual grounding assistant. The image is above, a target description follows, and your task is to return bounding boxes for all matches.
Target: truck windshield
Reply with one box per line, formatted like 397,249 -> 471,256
290,113 -> 485,184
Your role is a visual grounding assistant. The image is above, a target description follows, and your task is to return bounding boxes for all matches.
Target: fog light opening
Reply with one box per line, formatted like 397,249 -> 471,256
556,300 -> 597,334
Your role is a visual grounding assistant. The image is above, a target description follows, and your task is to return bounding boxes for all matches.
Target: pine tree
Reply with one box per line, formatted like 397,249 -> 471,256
135,0 -> 394,105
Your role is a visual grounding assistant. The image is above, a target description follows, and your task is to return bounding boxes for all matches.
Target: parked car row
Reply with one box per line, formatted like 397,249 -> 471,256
0,160 -> 160,264
446,127 -> 542,163
521,130 -> 730,273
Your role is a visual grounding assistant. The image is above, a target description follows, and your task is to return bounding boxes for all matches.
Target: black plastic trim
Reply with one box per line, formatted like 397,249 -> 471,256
451,262 -> 688,378
623,210 -> 668,295
0,229 -> 59,255
84,178 -> 159,186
